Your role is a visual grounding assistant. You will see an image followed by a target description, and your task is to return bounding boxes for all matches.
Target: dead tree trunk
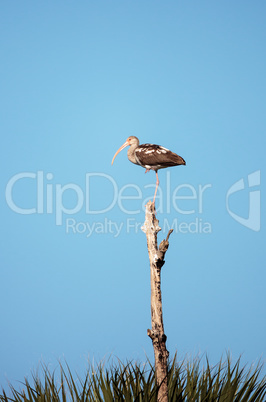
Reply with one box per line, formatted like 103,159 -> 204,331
142,201 -> 173,402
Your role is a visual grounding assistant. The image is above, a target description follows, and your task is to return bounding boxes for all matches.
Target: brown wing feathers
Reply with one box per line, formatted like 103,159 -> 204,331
135,144 -> 186,168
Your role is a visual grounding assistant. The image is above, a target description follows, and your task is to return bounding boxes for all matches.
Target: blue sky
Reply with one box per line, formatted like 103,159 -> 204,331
1,1 -> 265,388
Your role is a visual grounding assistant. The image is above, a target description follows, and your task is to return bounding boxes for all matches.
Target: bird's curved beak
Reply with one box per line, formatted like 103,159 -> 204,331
111,139 -> 130,165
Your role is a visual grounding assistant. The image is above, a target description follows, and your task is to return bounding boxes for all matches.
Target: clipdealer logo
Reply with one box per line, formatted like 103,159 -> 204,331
226,170 -> 260,232
5,171 -> 212,235
4,170 -> 261,235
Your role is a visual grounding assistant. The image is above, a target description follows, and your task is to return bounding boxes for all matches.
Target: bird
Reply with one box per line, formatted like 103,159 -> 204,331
112,136 -> 186,204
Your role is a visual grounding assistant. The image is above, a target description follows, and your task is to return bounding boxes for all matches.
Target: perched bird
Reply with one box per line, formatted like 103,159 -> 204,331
112,136 -> 186,204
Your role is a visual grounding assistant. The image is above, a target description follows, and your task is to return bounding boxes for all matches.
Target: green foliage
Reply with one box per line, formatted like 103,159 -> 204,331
1,355 -> 265,401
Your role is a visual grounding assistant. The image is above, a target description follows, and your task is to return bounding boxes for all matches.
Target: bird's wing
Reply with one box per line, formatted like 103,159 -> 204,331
135,144 -> 185,168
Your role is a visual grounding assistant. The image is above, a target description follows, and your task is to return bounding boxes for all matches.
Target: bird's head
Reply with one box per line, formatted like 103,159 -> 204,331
112,136 -> 139,165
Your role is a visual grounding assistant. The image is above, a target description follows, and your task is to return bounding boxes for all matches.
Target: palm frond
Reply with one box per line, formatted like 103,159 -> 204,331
1,354 -> 265,401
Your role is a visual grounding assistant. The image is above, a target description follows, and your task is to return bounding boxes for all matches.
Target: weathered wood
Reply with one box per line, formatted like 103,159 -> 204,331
142,201 -> 172,402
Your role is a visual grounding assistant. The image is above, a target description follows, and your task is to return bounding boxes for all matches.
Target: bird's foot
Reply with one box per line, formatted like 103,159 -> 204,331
144,199 -> 157,214
151,200 -> 157,214
144,200 -> 156,211
145,169 -> 150,174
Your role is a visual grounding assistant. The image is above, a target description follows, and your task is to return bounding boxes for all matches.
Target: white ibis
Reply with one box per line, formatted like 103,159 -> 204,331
112,136 -> 186,203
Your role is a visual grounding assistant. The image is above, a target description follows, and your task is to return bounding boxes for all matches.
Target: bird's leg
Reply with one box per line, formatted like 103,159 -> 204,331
145,168 -> 150,174
152,171 -> 159,204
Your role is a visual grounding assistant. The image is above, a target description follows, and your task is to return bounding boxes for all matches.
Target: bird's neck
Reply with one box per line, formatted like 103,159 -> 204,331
127,143 -> 139,165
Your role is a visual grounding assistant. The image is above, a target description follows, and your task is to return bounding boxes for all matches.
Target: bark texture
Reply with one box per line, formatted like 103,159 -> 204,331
142,201 -> 173,402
